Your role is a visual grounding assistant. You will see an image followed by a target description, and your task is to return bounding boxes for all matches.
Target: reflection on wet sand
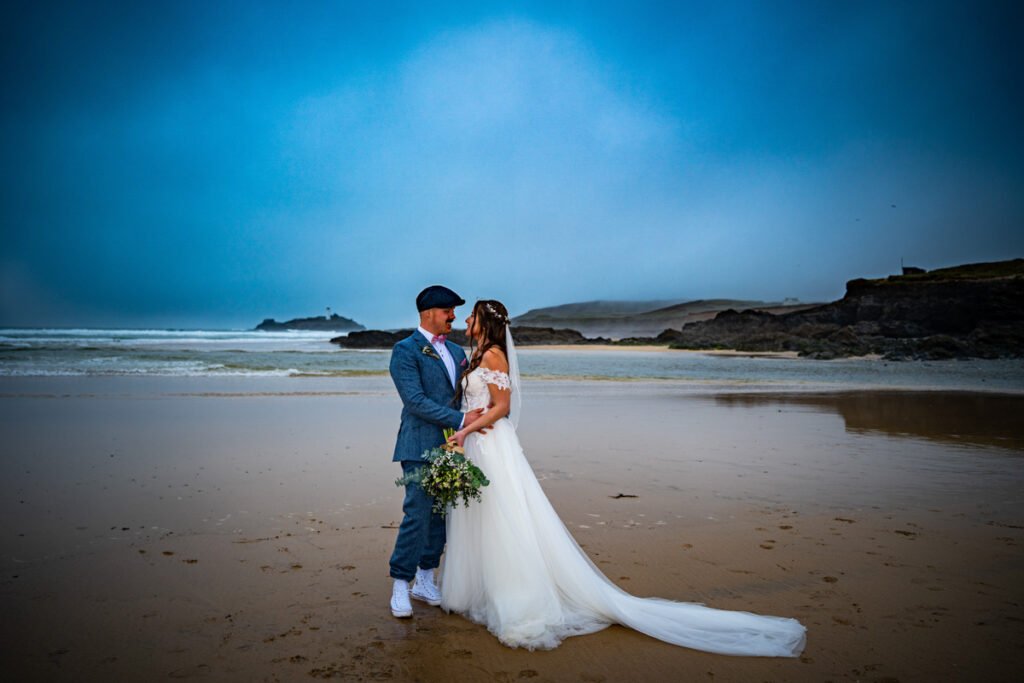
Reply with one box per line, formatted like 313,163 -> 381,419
708,391 -> 1024,450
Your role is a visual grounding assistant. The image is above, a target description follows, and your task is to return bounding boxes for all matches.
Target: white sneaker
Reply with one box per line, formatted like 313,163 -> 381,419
411,568 -> 442,606
390,579 -> 412,618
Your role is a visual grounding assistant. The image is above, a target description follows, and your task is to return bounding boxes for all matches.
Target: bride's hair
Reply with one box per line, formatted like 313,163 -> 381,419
454,299 -> 509,406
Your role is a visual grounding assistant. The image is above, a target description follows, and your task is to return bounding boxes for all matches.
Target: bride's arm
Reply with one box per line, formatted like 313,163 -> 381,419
449,349 -> 511,447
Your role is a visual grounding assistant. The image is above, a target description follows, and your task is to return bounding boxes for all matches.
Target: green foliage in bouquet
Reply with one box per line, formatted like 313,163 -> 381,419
395,429 -> 490,517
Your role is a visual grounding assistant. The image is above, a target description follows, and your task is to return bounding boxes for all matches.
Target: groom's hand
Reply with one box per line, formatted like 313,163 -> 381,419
476,402 -> 496,433
479,401 -> 495,432
463,407 -> 495,433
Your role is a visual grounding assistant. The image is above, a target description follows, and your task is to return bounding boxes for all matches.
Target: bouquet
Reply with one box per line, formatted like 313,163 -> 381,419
395,429 -> 490,517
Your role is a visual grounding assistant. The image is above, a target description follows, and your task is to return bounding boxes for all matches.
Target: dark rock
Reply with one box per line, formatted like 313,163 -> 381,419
666,258 -> 1024,359
333,329 -> 472,348
510,326 -> 599,345
332,329 -> 413,348
613,336 -> 662,345
916,335 -> 969,360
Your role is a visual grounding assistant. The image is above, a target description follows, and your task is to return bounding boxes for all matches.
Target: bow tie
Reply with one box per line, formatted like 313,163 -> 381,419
431,334 -> 447,344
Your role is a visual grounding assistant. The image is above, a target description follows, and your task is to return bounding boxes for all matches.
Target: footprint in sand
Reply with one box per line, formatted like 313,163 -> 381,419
168,664 -> 211,678
308,664 -> 344,678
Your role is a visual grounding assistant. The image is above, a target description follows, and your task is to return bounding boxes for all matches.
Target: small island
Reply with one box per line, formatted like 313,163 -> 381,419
256,313 -> 365,332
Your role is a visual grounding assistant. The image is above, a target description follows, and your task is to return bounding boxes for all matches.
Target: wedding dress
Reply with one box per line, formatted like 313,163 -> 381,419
440,357 -> 806,656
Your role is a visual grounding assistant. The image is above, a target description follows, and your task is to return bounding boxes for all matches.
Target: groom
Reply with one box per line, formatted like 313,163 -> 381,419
388,285 -> 482,618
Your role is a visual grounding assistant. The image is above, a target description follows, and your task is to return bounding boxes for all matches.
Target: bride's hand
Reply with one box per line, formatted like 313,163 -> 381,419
448,430 -> 468,448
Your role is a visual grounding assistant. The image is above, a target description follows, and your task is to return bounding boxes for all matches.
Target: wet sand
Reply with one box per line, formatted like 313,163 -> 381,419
2,376 -> 1023,681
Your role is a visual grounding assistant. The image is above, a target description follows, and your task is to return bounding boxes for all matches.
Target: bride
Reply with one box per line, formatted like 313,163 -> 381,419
439,299 -> 806,656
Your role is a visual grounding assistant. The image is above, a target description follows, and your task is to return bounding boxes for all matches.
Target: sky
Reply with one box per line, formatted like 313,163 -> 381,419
1,0 -> 1021,330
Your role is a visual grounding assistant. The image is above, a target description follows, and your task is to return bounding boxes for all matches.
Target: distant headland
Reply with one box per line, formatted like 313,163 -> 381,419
510,298 -> 821,339
256,313 -> 365,332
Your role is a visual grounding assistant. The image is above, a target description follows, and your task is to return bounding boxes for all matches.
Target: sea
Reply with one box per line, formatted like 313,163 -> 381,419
1,328 -> 1022,393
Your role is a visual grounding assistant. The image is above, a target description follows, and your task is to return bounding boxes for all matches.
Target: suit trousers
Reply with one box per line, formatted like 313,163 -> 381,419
389,460 -> 446,581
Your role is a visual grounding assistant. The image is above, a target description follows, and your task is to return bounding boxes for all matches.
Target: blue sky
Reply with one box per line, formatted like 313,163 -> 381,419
1,1 -> 1021,329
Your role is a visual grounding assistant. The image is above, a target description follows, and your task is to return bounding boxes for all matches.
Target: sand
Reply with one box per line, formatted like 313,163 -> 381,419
2,375 -> 1023,681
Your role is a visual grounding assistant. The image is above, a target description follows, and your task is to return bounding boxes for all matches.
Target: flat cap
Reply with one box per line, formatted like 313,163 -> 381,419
416,285 -> 465,312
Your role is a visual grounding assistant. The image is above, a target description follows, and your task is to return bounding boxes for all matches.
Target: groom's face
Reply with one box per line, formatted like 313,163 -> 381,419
422,307 -> 456,335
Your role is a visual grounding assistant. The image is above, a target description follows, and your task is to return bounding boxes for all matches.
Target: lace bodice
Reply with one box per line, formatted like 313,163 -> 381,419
461,367 -> 512,411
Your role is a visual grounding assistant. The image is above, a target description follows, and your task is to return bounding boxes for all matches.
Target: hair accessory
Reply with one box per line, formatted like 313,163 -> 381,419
484,303 -> 508,323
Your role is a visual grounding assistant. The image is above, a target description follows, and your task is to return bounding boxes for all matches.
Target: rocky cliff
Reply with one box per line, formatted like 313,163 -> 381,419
662,259 -> 1024,359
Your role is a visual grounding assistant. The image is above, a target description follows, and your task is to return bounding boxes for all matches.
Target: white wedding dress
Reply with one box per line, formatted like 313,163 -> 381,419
440,366 -> 807,656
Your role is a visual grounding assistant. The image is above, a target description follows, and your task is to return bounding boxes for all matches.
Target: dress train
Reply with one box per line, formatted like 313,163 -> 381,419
440,384 -> 806,656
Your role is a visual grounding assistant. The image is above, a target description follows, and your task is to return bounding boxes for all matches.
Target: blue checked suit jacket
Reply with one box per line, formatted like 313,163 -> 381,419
390,330 -> 468,462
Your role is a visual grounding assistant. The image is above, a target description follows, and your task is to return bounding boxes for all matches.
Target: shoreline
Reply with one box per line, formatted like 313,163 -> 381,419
523,344 -> 811,358
3,372 -> 1023,397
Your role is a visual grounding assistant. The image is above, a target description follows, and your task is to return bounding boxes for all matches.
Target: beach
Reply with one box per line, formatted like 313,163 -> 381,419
2,373 -> 1023,681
